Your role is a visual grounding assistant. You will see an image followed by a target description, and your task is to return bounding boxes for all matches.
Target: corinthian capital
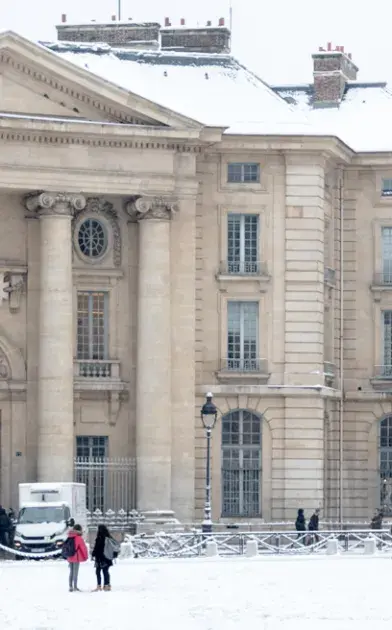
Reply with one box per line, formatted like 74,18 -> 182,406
125,196 -> 177,221
24,192 -> 86,216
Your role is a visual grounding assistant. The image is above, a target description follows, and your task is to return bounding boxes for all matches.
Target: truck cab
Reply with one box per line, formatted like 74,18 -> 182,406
13,483 -> 87,556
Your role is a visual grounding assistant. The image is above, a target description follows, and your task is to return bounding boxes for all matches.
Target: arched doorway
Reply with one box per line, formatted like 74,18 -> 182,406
221,410 -> 262,517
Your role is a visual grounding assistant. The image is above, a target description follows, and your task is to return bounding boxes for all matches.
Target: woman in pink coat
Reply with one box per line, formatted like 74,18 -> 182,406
66,524 -> 88,592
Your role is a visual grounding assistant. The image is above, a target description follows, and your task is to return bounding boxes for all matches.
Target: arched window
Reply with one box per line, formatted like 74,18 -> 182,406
221,410 -> 262,517
380,416 -> 392,513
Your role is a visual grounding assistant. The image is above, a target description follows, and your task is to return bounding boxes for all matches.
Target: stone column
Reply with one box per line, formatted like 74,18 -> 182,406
25,192 -> 86,482
126,196 -> 176,512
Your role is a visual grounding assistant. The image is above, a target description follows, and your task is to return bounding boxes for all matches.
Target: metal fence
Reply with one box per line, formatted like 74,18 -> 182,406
128,529 -> 392,558
74,457 -> 136,513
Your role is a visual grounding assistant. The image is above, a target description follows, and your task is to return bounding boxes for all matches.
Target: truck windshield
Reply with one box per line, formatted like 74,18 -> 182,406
18,506 -> 65,524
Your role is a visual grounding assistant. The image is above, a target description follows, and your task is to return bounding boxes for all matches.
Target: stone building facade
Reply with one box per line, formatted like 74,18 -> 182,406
0,26 -> 391,524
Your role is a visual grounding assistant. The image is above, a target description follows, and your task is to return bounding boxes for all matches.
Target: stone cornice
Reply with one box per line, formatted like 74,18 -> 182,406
216,135 -> 354,163
0,53 -> 154,126
0,32 -> 203,129
0,115 -> 205,152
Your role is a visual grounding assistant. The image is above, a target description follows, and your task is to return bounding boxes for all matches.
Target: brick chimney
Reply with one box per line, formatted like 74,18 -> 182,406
312,43 -> 358,107
161,18 -> 231,54
56,19 -> 161,50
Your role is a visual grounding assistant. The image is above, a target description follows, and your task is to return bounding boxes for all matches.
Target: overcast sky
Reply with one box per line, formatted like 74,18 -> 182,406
0,0 -> 391,85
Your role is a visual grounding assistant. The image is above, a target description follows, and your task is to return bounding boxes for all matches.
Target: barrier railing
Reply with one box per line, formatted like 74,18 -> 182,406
127,529 -> 392,558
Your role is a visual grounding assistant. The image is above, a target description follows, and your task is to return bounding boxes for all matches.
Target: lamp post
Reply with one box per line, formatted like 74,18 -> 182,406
200,392 -> 218,534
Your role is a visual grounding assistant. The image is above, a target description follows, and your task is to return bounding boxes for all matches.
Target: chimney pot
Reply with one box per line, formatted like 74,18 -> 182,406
164,17 -> 170,26
327,41 -> 332,51
207,20 -> 212,26
61,13 -> 67,23
111,15 -> 116,21
218,17 -> 225,26
348,52 -> 352,59
180,18 -> 185,25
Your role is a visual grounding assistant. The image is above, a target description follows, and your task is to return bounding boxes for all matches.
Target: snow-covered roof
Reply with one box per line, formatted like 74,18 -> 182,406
41,41 -> 309,135
273,82 -> 392,152
39,40 -> 392,153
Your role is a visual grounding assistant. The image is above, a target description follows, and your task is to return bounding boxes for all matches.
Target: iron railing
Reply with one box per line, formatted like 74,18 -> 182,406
74,457 -> 136,513
324,267 -> 336,285
219,260 -> 268,276
128,529 -> 392,558
74,359 -> 121,379
220,358 -> 268,373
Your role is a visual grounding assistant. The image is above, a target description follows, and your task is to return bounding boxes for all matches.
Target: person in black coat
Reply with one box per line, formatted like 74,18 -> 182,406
295,508 -> 306,544
308,508 -> 320,544
308,509 -> 320,532
92,524 -> 113,591
0,506 -> 11,547
295,508 -> 306,532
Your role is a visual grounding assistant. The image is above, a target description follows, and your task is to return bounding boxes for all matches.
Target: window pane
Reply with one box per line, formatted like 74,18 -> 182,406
77,291 -> 108,360
383,227 -> 392,283
227,302 -> 258,370
244,215 -> 258,267
383,311 -> 392,369
221,411 -> 261,517
227,163 -> 243,183
227,214 -> 241,271
227,163 -> 260,184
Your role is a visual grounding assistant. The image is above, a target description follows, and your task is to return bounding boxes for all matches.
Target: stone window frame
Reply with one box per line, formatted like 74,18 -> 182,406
220,409 -> 263,517
219,156 -> 268,193
372,219 -> 392,281
208,398 -> 274,522
373,299 -> 392,375
73,279 -> 119,362
217,204 -> 268,279
375,172 -> 392,205
72,198 -> 122,268
218,293 -> 268,372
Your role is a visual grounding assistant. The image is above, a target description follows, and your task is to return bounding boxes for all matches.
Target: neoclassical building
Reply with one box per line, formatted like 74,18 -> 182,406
1,22 -> 392,523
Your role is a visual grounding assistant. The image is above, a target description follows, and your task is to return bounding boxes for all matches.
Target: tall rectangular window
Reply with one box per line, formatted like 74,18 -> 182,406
77,292 -> 108,360
227,162 -> 260,183
227,214 -> 259,274
383,311 -> 392,376
227,301 -> 258,371
382,227 -> 392,284
75,436 -> 108,512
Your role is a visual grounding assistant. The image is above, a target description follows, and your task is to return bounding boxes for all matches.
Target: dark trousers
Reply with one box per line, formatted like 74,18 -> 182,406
0,530 -> 8,547
96,565 -> 110,587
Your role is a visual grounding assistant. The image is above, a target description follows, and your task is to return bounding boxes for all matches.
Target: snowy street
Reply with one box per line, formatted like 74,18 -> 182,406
0,555 -> 391,629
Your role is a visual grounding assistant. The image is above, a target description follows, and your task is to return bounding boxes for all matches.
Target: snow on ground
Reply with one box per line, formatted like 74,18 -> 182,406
0,555 -> 391,629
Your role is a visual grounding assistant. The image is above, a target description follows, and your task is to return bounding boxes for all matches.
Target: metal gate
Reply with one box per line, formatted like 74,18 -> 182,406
74,457 -> 136,513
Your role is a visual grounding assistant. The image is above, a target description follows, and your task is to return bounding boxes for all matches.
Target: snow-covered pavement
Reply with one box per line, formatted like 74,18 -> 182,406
0,555 -> 391,629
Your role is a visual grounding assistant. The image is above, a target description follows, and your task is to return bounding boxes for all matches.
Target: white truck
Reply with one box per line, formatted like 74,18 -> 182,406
13,482 -> 87,556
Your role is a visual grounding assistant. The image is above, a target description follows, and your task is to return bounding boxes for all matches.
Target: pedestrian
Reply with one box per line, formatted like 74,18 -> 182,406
308,508 -> 321,544
295,508 -> 306,544
63,523 -> 88,592
0,506 -> 11,547
91,524 -> 120,592
370,509 -> 383,530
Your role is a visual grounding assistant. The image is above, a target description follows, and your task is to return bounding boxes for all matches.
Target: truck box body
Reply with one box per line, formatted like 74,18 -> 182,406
14,482 -> 87,555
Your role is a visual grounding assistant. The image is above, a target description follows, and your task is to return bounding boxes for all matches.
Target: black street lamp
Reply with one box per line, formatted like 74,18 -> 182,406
200,392 -> 218,534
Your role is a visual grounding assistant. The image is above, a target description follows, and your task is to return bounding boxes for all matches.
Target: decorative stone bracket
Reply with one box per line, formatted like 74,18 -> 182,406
1,270 -> 26,313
